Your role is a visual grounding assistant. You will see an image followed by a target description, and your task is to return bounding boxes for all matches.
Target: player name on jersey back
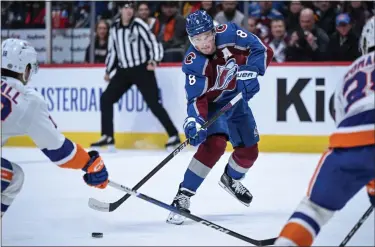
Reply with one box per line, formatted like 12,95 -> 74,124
1,78 -> 21,106
329,51 -> 375,148
1,77 -> 30,144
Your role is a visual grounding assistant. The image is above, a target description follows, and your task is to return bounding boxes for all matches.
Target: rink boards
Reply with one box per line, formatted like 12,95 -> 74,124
5,63 -> 350,153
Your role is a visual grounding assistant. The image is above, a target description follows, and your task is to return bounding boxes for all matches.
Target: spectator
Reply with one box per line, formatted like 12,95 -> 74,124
247,16 -> 261,36
248,2 -> 260,14
250,1 -> 284,20
189,1 -> 219,26
215,1 -> 245,28
105,2 -> 125,24
25,2 -> 46,29
273,1 -> 288,13
248,1 -> 287,15
185,1 -> 218,26
182,1 -> 201,18
249,1 -> 284,40
154,2 -> 187,62
327,13 -> 361,61
97,2 -> 119,22
182,1 -> 218,26
345,1 -> 373,38
136,1 -> 158,32
52,4 -> 70,29
85,19 -> 109,63
266,19 -> 289,63
199,1 -> 217,19
286,8 -> 329,61
74,2 -> 90,28
285,1 -> 303,34
314,1 -> 338,36
1,2 -> 26,29
93,1 -> 109,20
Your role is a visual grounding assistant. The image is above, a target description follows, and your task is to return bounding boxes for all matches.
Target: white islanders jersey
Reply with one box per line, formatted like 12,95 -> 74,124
1,76 -> 89,169
330,51 -> 375,148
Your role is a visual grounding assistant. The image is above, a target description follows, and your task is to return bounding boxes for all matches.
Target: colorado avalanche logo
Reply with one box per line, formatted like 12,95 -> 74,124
185,52 -> 196,65
210,58 -> 238,92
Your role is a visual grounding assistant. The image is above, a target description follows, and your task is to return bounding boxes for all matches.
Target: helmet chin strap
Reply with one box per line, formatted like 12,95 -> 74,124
22,66 -> 32,83
22,73 -> 29,84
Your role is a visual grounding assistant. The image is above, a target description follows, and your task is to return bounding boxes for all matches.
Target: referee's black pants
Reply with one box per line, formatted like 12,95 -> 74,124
100,64 -> 179,139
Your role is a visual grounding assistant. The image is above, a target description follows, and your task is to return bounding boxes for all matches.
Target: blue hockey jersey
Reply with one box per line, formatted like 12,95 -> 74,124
182,22 -> 273,120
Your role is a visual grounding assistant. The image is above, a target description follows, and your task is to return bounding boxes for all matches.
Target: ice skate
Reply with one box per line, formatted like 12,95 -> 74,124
166,186 -> 195,225
165,135 -> 181,151
219,171 -> 253,206
90,135 -> 116,152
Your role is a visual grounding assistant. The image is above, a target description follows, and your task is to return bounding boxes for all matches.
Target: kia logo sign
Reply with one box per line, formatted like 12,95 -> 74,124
277,78 -> 335,122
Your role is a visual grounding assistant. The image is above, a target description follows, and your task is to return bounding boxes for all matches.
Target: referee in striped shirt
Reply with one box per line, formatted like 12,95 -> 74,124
91,1 -> 180,150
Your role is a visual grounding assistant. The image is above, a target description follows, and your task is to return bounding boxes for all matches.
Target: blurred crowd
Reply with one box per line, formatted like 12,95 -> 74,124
2,1 -> 374,63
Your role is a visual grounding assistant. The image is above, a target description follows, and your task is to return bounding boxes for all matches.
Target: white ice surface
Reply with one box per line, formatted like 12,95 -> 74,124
1,148 -> 374,246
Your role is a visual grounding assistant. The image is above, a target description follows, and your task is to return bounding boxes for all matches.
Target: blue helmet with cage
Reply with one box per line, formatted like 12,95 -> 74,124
186,10 -> 214,37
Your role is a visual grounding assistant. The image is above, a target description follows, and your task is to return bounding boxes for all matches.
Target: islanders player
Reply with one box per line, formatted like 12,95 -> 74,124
1,39 -> 109,217
276,17 -> 375,246
167,10 -> 273,225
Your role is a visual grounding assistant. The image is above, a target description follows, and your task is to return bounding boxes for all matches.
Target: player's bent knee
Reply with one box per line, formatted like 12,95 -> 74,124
9,163 -> 24,195
194,135 -> 227,168
2,162 -> 24,197
1,162 -> 24,214
233,144 -> 259,168
205,134 -> 227,152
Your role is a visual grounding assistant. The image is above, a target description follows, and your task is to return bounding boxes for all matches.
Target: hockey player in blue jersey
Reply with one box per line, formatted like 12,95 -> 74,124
166,10 -> 274,225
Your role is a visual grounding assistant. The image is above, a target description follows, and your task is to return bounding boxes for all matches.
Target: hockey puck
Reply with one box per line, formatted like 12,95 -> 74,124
92,232 -> 103,238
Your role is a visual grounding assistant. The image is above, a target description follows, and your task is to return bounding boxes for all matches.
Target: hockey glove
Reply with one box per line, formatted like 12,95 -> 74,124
236,65 -> 260,102
366,180 -> 375,206
183,116 -> 207,146
82,151 -> 109,189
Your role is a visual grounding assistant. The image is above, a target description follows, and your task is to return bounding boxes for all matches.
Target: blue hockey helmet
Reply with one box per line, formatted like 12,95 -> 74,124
186,10 -> 214,37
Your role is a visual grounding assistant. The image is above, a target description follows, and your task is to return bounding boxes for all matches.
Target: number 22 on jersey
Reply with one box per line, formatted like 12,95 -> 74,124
343,70 -> 375,113
1,80 -> 17,121
1,94 -> 12,121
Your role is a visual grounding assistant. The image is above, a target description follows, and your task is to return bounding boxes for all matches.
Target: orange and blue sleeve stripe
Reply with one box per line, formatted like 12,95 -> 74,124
330,109 -> 375,148
41,138 -> 90,169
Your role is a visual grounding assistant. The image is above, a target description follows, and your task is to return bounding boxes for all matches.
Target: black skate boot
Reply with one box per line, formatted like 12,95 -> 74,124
218,170 -> 253,207
165,135 -> 181,151
90,135 -> 115,152
166,186 -> 195,225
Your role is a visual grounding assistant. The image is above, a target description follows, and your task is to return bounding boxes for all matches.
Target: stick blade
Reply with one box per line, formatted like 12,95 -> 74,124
259,237 -> 277,246
88,197 -> 111,212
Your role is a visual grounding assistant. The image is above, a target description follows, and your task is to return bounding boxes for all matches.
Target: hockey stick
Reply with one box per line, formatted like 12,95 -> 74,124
89,93 -> 244,212
94,180 -> 277,246
339,205 -> 374,247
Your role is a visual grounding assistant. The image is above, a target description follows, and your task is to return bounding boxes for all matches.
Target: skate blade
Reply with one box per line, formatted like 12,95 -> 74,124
218,181 -> 251,207
166,212 -> 185,225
